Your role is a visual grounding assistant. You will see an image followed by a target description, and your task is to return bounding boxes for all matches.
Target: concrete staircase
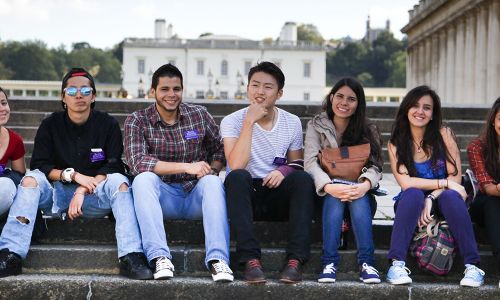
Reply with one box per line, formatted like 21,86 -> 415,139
1,97 -> 498,299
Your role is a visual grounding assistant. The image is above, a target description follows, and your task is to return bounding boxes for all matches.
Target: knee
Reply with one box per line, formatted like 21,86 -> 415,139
397,188 -> 425,209
0,178 -> 16,198
132,171 -> 158,188
105,173 -> 130,190
198,174 -> 223,189
287,170 -> 314,185
20,176 -> 38,188
439,189 -> 461,202
224,169 -> 252,186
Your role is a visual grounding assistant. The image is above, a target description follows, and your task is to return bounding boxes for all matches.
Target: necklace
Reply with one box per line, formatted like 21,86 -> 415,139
413,139 -> 423,153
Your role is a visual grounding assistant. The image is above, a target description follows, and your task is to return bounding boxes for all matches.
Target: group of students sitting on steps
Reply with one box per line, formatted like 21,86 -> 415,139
0,62 -> 499,288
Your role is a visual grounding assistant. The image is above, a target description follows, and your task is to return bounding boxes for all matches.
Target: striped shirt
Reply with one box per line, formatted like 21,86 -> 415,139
220,107 -> 303,178
124,103 -> 224,192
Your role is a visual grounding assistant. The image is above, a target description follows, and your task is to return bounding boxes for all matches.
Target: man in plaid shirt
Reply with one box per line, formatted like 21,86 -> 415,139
123,64 -> 233,282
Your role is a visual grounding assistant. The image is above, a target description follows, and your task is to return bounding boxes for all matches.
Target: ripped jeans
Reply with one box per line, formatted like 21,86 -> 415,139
0,169 -> 143,259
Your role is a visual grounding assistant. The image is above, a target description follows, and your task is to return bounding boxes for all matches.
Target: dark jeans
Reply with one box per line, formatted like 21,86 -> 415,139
388,187 -> 480,265
469,193 -> 500,276
224,169 -> 315,263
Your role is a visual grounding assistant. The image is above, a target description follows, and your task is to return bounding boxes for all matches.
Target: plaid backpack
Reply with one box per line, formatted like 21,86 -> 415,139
410,219 -> 456,275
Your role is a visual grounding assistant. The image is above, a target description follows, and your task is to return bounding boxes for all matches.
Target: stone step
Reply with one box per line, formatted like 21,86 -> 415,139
21,244 -> 498,280
0,274 -> 498,300
7,97 -> 491,120
17,219 -> 490,252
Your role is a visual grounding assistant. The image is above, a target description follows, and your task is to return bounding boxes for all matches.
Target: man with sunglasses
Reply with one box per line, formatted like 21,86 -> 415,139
0,68 -> 152,280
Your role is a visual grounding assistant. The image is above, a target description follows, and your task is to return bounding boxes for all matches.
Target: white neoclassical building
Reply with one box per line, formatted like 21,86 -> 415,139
402,0 -> 500,104
122,20 -> 326,101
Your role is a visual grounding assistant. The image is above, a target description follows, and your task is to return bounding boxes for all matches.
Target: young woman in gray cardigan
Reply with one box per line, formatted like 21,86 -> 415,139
304,77 -> 383,284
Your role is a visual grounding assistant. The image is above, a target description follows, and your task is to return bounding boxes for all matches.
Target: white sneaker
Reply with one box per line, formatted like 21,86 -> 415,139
153,256 -> 174,280
460,264 -> 485,287
386,260 -> 412,285
210,260 -> 234,282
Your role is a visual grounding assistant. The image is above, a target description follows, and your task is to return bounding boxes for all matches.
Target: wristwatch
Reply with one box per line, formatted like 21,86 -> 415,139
61,168 -> 75,183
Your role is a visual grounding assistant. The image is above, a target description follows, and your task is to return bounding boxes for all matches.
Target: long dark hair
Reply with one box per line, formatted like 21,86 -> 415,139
480,97 -> 500,181
390,85 -> 458,177
322,77 -> 383,171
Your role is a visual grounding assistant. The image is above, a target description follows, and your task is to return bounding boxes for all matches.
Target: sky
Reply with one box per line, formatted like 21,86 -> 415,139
0,0 -> 418,50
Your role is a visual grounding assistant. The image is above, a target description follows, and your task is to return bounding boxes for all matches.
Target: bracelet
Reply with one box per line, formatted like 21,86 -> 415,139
426,193 -> 436,201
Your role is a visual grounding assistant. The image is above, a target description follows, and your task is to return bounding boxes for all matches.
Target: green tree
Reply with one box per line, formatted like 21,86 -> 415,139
297,23 -> 324,44
0,40 -> 58,80
67,44 -> 121,83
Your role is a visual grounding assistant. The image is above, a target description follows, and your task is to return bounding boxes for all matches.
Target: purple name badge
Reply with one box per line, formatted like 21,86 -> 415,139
0,164 -> 4,175
272,157 -> 287,166
184,130 -> 199,140
89,148 -> 106,163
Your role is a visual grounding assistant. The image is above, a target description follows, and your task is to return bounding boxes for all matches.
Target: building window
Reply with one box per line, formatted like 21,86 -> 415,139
197,60 -> 205,75
138,59 -> 145,74
51,90 -> 60,97
220,91 -> 228,99
303,62 -> 311,78
196,91 -> 205,99
13,90 -> 22,96
244,61 -> 252,75
26,90 -> 36,96
303,92 -> 310,101
221,60 -> 228,76
39,90 -> 49,97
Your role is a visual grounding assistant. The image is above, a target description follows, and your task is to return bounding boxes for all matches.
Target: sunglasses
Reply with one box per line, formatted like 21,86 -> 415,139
64,86 -> 93,96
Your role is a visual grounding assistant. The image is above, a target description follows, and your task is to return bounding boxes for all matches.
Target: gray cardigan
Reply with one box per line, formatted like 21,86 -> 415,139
304,112 -> 383,196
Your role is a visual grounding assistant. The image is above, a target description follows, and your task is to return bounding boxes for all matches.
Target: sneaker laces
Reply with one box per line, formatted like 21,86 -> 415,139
247,259 -> 262,269
212,260 -> 233,274
287,259 -> 300,269
322,263 -> 336,274
463,264 -> 485,279
361,263 -> 379,275
156,256 -> 174,272
392,261 -> 411,276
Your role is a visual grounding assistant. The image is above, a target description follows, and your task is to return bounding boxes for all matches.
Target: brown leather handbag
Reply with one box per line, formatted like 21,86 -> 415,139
318,143 -> 371,181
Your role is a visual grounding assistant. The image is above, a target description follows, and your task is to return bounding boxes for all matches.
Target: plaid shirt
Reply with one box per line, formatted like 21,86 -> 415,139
467,138 -> 495,192
124,103 -> 225,192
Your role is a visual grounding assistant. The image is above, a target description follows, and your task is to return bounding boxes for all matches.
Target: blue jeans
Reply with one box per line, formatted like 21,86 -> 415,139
321,194 -> 375,266
0,169 -> 143,259
132,172 -> 230,269
0,177 -> 16,216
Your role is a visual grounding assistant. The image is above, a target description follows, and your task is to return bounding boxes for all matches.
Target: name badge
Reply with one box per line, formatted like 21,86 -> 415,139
272,157 -> 287,166
0,164 -> 4,175
89,148 -> 106,163
184,130 -> 199,140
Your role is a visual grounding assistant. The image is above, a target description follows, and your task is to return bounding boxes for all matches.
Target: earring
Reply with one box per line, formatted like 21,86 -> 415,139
63,103 -> 67,109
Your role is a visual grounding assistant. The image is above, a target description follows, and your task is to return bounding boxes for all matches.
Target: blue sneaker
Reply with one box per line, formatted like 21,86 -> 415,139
460,264 -> 485,287
318,263 -> 336,283
359,263 -> 381,284
386,260 -> 412,285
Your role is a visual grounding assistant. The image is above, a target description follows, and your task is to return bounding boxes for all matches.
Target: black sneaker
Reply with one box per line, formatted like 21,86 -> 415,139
0,248 -> 22,278
119,252 -> 153,280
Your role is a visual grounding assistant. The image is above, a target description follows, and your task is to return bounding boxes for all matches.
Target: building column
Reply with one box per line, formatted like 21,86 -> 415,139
438,30 -> 447,98
430,35 -> 439,90
454,18 -> 465,104
424,38 -> 432,85
486,0 -> 500,102
418,42 -> 425,86
475,4 -> 488,103
463,11 -> 476,104
406,46 -> 414,88
445,25 -> 456,103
